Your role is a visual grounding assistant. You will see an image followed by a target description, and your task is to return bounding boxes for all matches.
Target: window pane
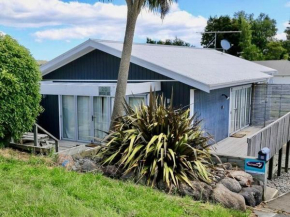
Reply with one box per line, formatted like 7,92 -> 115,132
77,96 -> 90,141
94,97 -> 109,139
62,96 -> 75,139
129,97 -> 145,108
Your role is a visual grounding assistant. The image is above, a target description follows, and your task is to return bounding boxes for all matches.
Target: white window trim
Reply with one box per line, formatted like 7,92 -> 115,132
190,89 -> 195,118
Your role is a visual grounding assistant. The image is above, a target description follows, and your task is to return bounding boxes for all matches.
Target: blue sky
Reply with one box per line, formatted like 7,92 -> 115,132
0,0 -> 289,61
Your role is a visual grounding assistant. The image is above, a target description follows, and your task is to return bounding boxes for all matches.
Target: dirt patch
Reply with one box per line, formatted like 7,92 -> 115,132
0,148 -> 54,165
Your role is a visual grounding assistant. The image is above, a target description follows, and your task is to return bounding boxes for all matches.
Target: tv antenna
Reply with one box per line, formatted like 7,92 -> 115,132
196,31 -> 241,49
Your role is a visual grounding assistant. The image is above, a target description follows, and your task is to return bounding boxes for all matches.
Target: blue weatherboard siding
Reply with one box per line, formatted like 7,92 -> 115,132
194,87 -> 230,142
43,49 -> 171,81
37,95 -> 60,139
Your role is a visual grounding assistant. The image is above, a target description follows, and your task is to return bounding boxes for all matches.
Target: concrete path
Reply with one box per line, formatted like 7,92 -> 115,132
267,192 -> 290,213
254,192 -> 290,216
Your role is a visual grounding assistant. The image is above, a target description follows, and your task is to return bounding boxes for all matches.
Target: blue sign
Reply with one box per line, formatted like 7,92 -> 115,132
245,159 -> 266,174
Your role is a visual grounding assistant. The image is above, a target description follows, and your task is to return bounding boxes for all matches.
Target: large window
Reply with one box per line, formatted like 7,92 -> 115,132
128,96 -> 146,109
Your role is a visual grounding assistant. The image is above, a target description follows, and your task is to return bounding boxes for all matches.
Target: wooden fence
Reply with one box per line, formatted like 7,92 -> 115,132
248,112 -> 290,158
251,84 -> 290,126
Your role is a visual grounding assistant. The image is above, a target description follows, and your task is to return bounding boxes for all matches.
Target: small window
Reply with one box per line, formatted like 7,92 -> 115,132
128,96 -> 146,108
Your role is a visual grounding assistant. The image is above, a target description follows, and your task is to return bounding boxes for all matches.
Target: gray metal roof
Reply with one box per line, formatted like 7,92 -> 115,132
41,39 -> 275,92
254,60 -> 290,76
96,40 -> 274,90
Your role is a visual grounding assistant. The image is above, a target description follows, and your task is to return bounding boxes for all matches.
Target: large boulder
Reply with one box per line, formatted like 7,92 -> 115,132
212,184 -> 246,211
220,177 -> 242,193
228,170 -> 253,187
239,185 -> 263,207
57,154 -> 74,170
179,181 -> 213,202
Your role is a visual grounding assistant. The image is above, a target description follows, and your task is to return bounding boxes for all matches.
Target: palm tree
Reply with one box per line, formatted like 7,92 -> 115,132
109,0 -> 177,129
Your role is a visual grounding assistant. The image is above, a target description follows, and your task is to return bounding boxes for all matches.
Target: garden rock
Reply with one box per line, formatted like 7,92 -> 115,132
220,177 -> 242,193
57,154 -> 74,170
120,171 -> 135,181
81,159 -> 98,172
228,170 -> 253,187
102,165 -> 120,178
212,184 -> 246,211
239,185 -> 263,207
179,181 -> 213,201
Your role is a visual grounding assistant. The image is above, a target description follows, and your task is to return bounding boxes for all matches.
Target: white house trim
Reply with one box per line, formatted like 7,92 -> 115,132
190,89 -> 195,118
40,81 -> 161,97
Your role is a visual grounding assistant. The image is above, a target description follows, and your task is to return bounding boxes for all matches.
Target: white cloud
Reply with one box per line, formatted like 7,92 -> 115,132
286,1 -> 290,7
0,31 -> 5,36
275,32 -> 287,40
0,0 -> 207,46
275,21 -> 290,40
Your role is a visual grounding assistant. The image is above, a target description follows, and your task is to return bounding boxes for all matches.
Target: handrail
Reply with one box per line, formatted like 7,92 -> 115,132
248,112 -> 290,139
35,123 -> 59,142
34,123 -> 59,152
247,112 -> 290,158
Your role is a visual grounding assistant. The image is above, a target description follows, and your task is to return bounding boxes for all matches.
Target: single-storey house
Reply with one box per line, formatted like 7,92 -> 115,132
39,39 -> 276,144
254,60 -> 290,84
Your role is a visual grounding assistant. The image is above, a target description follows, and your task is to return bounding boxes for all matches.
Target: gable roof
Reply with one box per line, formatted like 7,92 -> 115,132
41,39 -> 275,93
253,60 -> 290,76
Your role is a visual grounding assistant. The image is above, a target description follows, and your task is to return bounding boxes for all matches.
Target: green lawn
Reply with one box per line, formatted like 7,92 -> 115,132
0,149 -> 249,217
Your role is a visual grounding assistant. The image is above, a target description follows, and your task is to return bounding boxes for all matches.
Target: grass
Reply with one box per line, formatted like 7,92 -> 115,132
0,149 -> 249,217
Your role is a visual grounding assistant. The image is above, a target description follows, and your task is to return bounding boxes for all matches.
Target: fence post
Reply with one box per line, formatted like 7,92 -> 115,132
286,141 -> 290,173
278,148 -> 283,176
33,124 -> 38,147
55,140 -> 59,153
268,157 -> 274,180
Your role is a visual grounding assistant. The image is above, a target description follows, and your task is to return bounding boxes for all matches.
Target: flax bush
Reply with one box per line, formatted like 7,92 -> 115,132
99,92 -> 215,189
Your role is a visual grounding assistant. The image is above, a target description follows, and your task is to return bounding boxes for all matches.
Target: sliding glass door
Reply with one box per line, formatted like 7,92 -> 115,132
61,95 -> 147,142
62,95 -> 75,140
230,85 -> 252,135
77,96 -> 91,141
61,95 -> 111,142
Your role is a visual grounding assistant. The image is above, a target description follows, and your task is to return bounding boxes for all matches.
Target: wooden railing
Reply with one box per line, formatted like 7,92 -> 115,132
247,112 -> 290,158
34,123 -> 59,152
247,112 -> 290,179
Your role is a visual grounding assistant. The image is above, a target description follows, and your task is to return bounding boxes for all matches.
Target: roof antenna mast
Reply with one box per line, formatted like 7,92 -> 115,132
196,31 -> 241,49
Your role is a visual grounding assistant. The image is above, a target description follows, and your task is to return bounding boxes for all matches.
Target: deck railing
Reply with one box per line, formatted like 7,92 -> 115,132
247,112 -> 290,179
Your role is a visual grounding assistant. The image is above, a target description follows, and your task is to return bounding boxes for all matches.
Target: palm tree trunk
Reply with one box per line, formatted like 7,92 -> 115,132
110,4 -> 141,129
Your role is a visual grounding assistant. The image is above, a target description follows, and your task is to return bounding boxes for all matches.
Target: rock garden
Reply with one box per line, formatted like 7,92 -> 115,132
58,93 -> 264,212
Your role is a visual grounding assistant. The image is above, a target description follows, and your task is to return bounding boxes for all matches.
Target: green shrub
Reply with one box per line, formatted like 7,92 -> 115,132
99,92 -> 214,189
0,35 -> 42,146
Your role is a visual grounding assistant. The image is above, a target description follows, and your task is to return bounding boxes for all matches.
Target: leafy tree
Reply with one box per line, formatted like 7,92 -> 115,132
146,37 -> 191,46
201,12 -> 277,59
250,13 -> 277,51
201,15 -> 240,56
282,40 -> 290,60
285,21 -> 290,40
238,16 -> 264,60
0,35 -> 42,145
264,41 -> 288,60
107,0 -> 177,129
